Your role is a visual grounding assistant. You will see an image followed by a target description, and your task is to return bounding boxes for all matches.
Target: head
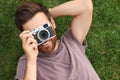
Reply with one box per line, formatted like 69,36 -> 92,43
15,2 -> 57,54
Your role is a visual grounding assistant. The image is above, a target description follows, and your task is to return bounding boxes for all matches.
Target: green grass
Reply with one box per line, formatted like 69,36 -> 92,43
0,0 -> 120,80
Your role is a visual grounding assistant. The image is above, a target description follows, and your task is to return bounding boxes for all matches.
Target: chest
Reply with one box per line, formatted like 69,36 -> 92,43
36,46 -> 87,80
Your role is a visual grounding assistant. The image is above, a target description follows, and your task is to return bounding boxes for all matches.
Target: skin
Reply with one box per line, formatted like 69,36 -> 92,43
19,0 -> 93,80
22,12 -> 58,54
19,12 -> 58,80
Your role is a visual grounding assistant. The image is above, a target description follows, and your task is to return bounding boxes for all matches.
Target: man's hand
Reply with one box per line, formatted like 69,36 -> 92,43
19,30 -> 38,61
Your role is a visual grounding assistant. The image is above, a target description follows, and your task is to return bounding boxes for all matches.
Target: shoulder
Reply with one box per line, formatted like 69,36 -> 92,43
15,55 -> 26,80
18,55 -> 26,62
17,55 -> 27,70
61,28 -> 87,48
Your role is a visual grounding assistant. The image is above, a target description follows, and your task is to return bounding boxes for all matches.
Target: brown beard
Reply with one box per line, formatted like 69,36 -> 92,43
37,36 -> 57,54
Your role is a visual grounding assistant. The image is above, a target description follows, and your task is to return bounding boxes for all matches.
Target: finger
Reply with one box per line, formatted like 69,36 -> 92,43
20,30 -> 34,41
20,33 -> 34,44
30,43 -> 38,50
23,34 -> 34,42
27,40 -> 38,53
19,30 -> 30,39
25,37 -> 38,46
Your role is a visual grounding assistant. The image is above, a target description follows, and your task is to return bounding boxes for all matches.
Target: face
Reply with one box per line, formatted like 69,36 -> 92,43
23,12 -> 58,54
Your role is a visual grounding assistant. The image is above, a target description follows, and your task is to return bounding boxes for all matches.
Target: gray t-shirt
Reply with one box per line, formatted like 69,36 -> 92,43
15,29 -> 100,80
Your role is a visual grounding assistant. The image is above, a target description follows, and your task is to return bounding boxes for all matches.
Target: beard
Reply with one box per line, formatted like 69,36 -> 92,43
37,36 -> 57,55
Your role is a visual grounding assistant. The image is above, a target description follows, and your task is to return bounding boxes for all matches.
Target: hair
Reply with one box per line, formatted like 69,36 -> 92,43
15,2 -> 51,32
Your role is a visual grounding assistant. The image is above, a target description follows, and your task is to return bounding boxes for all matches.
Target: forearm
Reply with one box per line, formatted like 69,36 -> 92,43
19,31 -> 38,80
24,60 -> 37,80
49,0 -> 92,17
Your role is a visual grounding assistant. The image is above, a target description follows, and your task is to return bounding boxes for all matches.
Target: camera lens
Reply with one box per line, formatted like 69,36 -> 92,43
38,30 -> 49,40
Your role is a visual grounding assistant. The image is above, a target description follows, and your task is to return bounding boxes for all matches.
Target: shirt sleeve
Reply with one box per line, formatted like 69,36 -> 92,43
62,28 -> 87,53
15,56 -> 26,80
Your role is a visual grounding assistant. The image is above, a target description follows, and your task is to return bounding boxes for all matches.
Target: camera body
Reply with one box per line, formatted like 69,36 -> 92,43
30,23 -> 56,45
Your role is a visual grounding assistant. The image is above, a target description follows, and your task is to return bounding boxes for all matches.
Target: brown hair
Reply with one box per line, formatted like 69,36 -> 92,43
15,2 -> 51,32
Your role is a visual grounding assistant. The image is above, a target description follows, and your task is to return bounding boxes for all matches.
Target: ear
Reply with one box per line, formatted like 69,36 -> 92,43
50,16 -> 56,29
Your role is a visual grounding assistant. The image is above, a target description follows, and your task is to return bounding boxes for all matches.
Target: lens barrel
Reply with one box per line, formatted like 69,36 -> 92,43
38,29 -> 49,41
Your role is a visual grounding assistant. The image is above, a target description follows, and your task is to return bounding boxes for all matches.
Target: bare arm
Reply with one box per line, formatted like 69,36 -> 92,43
19,31 -> 38,80
24,60 -> 37,80
17,61 -> 37,80
49,0 -> 93,44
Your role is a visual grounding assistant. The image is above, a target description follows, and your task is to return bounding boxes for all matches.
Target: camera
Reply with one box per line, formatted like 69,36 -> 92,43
30,23 -> 56,45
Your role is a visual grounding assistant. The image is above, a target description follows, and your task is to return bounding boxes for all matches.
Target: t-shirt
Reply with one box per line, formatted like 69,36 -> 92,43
15,29 -> 100,80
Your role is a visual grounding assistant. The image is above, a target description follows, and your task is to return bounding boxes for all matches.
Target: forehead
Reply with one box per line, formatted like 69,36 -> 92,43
23,12 -> 50,30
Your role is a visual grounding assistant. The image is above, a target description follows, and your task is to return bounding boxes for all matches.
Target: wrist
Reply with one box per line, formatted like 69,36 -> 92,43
49,8 -> 52,11
25,58 -> 37,80
49,8 -> 56,17
27,60 -> 37,68
27,58 -> 37,64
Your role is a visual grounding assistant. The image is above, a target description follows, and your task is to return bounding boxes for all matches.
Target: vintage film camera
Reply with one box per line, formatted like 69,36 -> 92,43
30,23 -> 56,45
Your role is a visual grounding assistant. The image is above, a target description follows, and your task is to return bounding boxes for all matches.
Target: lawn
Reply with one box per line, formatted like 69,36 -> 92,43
0,0 -> 120,80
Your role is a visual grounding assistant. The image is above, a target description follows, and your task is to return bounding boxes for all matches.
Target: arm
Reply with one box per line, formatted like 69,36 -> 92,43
16,59 -> 36,80
19,31 -> 38,80
49,0 -> 93,44
24,60 -> 37,80
17,60 -> 36,80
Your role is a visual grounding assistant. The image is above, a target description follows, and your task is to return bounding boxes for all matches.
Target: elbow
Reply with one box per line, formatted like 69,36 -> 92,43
77,0 -> 93,12
83,0 -> 93,12
87,0 -> 93,11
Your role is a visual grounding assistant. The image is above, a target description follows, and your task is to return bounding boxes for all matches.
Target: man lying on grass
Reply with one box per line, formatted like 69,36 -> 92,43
15,0 -> 100,80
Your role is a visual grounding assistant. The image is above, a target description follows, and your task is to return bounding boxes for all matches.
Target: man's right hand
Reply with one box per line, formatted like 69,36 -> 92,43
19,30 -> 38,62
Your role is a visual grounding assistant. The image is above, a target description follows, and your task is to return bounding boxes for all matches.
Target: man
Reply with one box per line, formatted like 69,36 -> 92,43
15,0 -> 100,80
